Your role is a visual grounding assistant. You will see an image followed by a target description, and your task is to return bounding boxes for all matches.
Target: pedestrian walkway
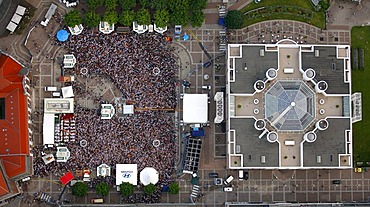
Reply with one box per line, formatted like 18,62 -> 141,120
228,20 -> 350,45
228,0 -> 252,10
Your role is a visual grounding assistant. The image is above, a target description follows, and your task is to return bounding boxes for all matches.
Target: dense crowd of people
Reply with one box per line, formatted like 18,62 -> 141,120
33,31 -> 179,200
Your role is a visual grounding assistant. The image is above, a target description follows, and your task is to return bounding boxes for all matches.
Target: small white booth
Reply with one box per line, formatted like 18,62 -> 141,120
116,164 -> 138,187
140,167 -> 159,186
183,94 -> 208,124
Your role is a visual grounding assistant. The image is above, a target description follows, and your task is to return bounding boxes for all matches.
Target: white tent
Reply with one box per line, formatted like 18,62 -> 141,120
16,5 -> 26,15
123,105 -> 134,114
183,94 -> 208,123
61,86 -> 74,98
116,164 -> 138,186
6,22 -> 17,33
43,113 -> 55,145
140,167 -> 159,186
11,13 -> 22,24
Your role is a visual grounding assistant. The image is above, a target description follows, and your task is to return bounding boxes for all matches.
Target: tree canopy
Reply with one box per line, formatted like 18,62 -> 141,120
150,0 -> 167,10
64,10 -> 82,27
105,0 -> 118,11
169,182 -> 179,194
136,8 -> 151,25
154,9 -> 169,28
143,183 -> 156,195
118,0 -> 136,11
225,10 -> 244,29
84,11 -> 101,28
103,11 -> 118,24
138,0 -> 150,8
119,182 -> 134,197
72,182 -> 88,197
190,10 -> 204,27
119,10 -> 135,26
95,182 -> 110,196
87,0 -> 104,10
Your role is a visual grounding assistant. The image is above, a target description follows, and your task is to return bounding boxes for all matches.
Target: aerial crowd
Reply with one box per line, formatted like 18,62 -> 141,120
33,31 -> 179,200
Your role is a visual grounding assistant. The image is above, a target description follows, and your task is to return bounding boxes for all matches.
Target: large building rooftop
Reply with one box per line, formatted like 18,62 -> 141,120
227,41 -> 353,169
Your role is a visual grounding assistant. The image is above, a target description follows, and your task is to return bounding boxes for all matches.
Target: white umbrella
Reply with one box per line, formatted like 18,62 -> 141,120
140,167 -> 159,186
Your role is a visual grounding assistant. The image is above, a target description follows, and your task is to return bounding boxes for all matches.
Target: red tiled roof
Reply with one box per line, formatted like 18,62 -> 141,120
0,54 -> 29,181
0,167 -> 9,197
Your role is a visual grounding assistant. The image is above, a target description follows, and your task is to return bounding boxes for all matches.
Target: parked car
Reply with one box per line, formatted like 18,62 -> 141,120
203,61 -> 212,68
332,180 -> 341,185
209,172 -> 218,178
244,171 -> 249,180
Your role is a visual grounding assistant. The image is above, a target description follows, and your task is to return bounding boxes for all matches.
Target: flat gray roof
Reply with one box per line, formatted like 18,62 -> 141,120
232,118 -> 279,167
303,118 -> 349,167
231,46 -> 278,94
301,46 -> 349,94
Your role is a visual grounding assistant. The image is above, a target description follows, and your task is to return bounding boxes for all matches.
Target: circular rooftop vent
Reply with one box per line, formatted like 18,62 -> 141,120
254,80 -> 265,93
315,80 -> 328,93
254,119 -> 266,130
316,119 -> 329,130
303,68 -> 315,81
267,131 -> 278,143
304,131 -> 317,143
266,68 -> 277,81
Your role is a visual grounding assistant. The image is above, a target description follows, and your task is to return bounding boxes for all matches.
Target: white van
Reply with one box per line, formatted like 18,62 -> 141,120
44,86 -> 58,92
223,187 -> 233,192
238,170 -> 244,180
224,175 -> 234,185
52,92 -> 61,97
91,198 -> 104,204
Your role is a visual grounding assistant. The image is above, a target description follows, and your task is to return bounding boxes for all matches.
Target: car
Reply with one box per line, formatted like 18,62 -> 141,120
203,61 -> 212,68
209,172 -> 218,178
354,168 -> 363,173
175,25 -> 182,35
244,171 -> 249,180
202,85 -> 211,90
332,180 -> 341,185
224,175 -> 234,185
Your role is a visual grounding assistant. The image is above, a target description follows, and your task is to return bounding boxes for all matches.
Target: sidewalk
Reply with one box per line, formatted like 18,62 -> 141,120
228,0 -> 253,10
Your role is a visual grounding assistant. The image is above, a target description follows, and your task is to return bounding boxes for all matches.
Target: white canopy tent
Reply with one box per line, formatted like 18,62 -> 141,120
43,113 -> 55,145
6,22 -> 17,33
16,5 -> 26,15
140,167 -> 159,186
11,13 -> 22,24
116,164 -> 138,186
61,86 -> 74,98
183,94 -> 208,123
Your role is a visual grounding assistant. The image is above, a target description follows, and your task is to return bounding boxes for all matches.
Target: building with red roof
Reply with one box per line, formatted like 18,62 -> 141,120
0,53 -> 32,203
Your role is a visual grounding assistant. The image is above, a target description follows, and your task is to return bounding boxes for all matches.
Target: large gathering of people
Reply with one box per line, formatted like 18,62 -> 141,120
33,30 -> 179,200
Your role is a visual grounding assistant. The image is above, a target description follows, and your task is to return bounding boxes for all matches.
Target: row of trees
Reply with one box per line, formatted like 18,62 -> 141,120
64,0 -> 207,28
71,181 -> 180,197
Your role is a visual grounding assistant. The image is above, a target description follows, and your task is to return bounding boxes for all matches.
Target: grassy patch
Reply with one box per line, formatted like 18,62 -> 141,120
351,26 -> 370,165
239,0 -> 326,29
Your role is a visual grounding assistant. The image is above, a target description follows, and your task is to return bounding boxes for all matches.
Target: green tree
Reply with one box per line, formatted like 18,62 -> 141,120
119,10 -> 135,26
119,182 -> 134,197
72,182 -> 88,197
138,0 -> 150,8
150,0 -> 167,10
190,10 -> 204,27
169,182 -> 179,194
143,183 -> 156,195
95,182 -> 110,196
154,9 -> 169,28
318,0 -> 330,12
103,11 -> 118,24
225,10 -> 243,29
87,0 -> 104,10
84,11 -> 101,28
136,8 -> 151,25
171,9 -> 189,26
118,0 -> 136,11
189,0 -> 207,10
105,0 -> 118,11
64,10 -> 82,27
